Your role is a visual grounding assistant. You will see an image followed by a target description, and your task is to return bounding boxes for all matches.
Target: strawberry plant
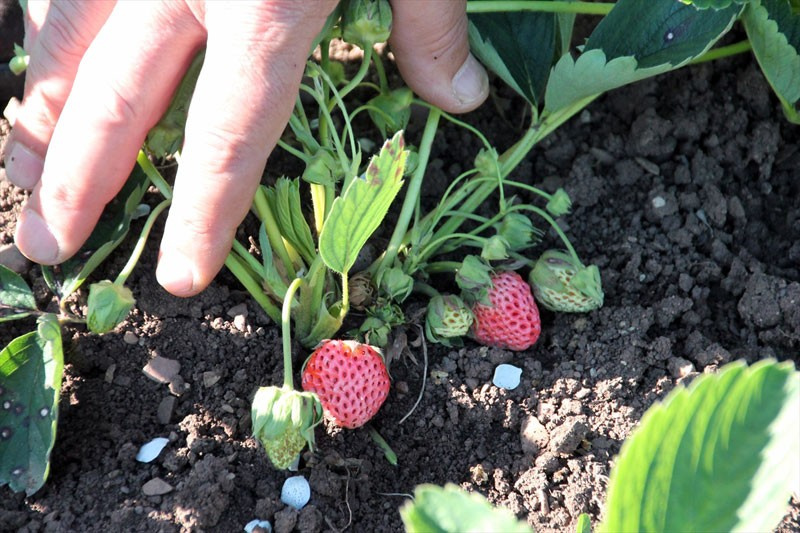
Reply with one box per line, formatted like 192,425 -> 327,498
2,0 -> 799,504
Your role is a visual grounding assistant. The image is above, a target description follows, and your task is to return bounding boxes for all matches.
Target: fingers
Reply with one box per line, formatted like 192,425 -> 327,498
389,0 -> 488,113
5,1 -> 114,189
155,1 -> 338,297
14,2 -> 205,264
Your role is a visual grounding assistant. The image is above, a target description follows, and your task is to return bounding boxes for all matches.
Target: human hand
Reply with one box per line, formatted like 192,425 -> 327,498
4,0 -> 488,297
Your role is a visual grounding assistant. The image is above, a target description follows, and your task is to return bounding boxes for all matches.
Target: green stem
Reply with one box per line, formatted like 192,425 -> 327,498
690,40 -> 752,65
253,186 -> 297,279
282,278 -> 304,389
225,253 -> 281,323
136,150 -> 173,199
341,272 -> 349,316
375,107 -> 441,283
277,139 -> 310,162
369,427 -> 397,466
114,199 -> 171,286
424,261 -> 462,274
372,48 -> 389,93
467,1 -> 614,15
231,238 -> 264,277
412,281 -> 440,299
338,46 -> 373,101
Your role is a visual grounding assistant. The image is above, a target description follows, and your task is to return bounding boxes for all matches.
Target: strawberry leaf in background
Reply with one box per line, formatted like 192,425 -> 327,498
600,359 -> 800,533
44,164 -> 150,300
0,265 -> 37,322
743,0 -> 800,123
319,132 -> 406,275
400,483 -> 533,533
468,5 -> 556,111
0,314 -> 64,495
545,0 -> 741,112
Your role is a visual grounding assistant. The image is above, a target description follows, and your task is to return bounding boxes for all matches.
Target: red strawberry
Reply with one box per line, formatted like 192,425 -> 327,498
301,340 -> 390,429
471,271 -> 541,351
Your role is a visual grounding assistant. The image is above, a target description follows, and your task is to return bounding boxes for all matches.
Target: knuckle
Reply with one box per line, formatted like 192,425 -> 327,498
92,81 -> 140,130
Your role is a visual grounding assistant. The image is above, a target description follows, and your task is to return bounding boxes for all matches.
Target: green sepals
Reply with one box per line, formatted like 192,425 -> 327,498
380,266 -> 414,302
86,281 -> 135,334
251,386 -> 323,470
529,250 -> 603,313
355,301 -> 405,347
401,483 -> 533,533
456,255 -> 493,305
403,146 -> 419,177
495,212 -> 540,251
367,87 -> 413,138
302,149 -> 341,186
474,147 -> 500,178
9,44 -> 29,76
546,188 -> 572,217
425,294 -> 473,347
481,235 -> 509,261
340,0 -> 392,49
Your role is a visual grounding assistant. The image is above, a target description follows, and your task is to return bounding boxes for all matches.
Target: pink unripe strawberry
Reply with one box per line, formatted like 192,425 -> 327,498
470,271 -> 541,351
301,340 -> 390,429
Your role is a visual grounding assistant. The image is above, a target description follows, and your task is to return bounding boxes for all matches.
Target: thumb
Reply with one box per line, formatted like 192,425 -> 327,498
388,0 -> 488,114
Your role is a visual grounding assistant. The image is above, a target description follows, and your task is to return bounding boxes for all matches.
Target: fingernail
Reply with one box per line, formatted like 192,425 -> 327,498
4,142 -> 44,189
156,252 -> 197,297
452,53 -> 489,107
15,208 -> 60,264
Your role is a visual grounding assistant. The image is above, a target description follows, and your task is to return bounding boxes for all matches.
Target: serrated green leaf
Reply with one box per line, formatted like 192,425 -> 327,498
0,314 -> 63,495
319,132 -> 406,274
258,223 -> 288,299
545,0 -> 741,112
48,165 -> 150,299
269,178 -> 317,265
743,0 -> 800,122
0,265 -> 36,322
468,5 -> 556,109
600,359 -> 800,533
400,483 -> 533,533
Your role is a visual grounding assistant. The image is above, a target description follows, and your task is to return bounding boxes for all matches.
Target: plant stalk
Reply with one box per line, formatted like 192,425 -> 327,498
467,1 -> 614,15
114,199 -> 171,286
282,278 -> 304,389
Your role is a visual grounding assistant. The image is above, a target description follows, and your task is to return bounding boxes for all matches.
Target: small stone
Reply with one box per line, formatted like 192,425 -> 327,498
168,375 -> 186,396
227,303 -> 248,318
123,331 -> 139,345
0,243 -> 31,274
520,415 -> 550,455
143,356 -> 181,384
157,397 -> 176,425
203,370 -> 222,388
105,364 -> 117,384
668,356 -> 696,379
233,314 -> 247,332
142,477 -> 173,496
549,419 -> 589,454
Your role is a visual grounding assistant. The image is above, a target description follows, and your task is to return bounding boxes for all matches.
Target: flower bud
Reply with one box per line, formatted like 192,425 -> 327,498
380,266 -> 414,302
86,280 -> 135,334
474,147 -> 499,178
340,0 -> 392,49
481,235 -> 509,261
367,87 -> 413,138
546,188 -> 572,217
252,386 -> 323,469
9,44 -> 29,76
425,294 -> 473,346
528,250 -> 603,313
302,149 -> 340,186
495,212 -> 541,251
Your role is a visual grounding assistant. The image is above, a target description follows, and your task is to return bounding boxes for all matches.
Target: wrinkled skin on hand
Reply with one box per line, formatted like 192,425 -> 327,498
5,0 -> 487,296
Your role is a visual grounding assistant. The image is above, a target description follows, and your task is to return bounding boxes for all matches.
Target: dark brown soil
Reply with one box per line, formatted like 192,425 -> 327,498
2,50 -> 799,532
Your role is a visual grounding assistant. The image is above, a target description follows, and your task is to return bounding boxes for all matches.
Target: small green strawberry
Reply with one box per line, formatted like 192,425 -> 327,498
425,294 -> 474,346
528,250 -> 603,313
251,386 -> 323,469
302,340 -> 390,429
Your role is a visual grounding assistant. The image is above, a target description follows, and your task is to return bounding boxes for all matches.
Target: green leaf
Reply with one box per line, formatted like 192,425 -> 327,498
743,0 -> 800,123
575,513 -> 592,533
600,359 -> 800,533
545,0 -> 741,112
46,164 -> 150,299
0,265 -> 36,322
319,132 -> 406,274
468,4 -> 556,109
0,314 -> 64,495
269,178 -> 317,265
400,483 -> 533,533
258,223 -> 288,299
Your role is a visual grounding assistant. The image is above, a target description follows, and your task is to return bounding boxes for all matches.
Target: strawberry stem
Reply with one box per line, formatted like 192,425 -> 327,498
283,278 -> 304,389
